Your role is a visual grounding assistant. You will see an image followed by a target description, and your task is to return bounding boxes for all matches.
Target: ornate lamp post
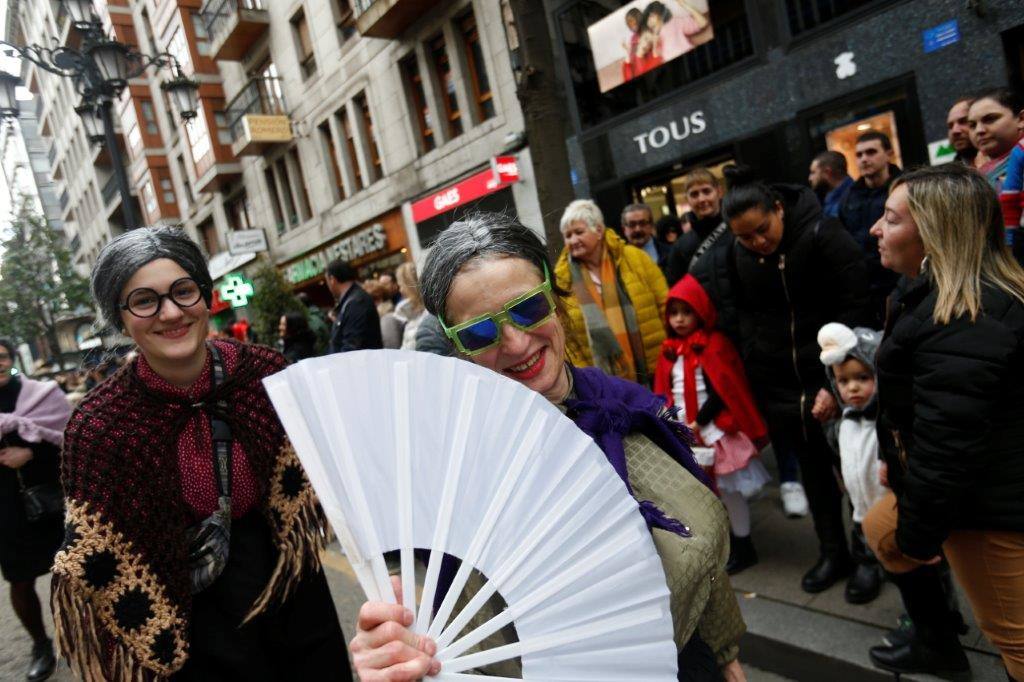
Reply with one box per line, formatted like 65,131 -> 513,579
0,0 -> 199,230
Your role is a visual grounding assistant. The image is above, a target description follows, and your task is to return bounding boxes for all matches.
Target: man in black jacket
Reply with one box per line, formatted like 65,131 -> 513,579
665,168 -> 731,286
838,131 -> 902,324
324,259 -> 383,353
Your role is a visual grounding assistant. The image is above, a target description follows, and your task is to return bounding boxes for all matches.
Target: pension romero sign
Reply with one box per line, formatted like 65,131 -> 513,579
411,156 -> 520,223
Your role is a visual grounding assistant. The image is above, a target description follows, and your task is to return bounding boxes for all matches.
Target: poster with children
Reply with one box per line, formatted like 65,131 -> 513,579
587,0 -> 714,93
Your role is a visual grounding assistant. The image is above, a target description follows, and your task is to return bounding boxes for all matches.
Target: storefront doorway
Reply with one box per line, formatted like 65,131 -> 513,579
631,157 -> 735,221
802,77 -> 927,175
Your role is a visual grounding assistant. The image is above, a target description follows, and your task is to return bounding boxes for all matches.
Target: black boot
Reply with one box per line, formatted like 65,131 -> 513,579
726,534 -> 758,575
801,553 -> 853,593
869,566 -> 970,678
26,637 -> 56,682
845,523 -> 883,604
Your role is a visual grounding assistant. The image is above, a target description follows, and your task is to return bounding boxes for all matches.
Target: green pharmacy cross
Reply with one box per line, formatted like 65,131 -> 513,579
218,273 -> 255,308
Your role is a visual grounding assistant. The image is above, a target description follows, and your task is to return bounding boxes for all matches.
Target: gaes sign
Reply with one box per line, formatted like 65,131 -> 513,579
411,157 -> 520,223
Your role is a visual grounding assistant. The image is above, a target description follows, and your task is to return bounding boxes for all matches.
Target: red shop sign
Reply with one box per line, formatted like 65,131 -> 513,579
411,156 -> 520,223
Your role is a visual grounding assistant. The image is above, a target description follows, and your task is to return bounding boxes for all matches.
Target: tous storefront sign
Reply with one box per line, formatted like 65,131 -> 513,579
632,111 -> 707,154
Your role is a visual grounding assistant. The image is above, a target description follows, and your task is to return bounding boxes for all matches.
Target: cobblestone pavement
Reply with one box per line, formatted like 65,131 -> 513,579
1,547 -> 790,680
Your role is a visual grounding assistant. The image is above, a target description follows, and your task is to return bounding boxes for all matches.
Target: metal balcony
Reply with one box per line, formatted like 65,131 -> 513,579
354,0 -> 445,39
201,0 -> 270,61
225,76 -> 292,156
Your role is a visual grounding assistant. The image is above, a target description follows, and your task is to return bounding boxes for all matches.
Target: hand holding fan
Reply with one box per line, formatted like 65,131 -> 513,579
264,350 -> 678,679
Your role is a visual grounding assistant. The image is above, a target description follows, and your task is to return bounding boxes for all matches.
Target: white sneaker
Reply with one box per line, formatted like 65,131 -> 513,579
780,481 -> 809,518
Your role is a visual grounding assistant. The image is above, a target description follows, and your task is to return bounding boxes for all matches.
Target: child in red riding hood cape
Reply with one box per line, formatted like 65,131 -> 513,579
654,274 -> 771,574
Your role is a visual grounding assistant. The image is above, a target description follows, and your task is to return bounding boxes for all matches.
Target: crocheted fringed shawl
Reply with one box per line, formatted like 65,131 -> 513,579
51,340 -> 327,681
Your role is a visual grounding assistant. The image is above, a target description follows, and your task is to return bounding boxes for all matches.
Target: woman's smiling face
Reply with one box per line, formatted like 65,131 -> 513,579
119,258 -> 210,371
445,257 -> 569,403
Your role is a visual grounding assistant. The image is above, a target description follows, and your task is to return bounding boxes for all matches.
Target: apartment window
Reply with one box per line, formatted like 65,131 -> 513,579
177,155 -> 195,207
226,192 -> 253,231
459,11 -> 495,122
319,120 -> 345,201
287,148 -> 312,220
187,111 -> 212,168
140,100 -> 159,135
275,157 -> 298,226
339,106 -> 363,190
429,34 -> 462,138
200,219 -> 219,255
401,54 -> 434,153
354,93 -> 381,181
192,11 -> 210,56
160,177 -> 175,204
291,9 -> 317,79
121,103 -> 143,157
142,179 -> 158,218
333,0 -> 357,45
265,167 -> 286,235
167,26 -> 193,75
140,7 -> 157,52
213,110 -> 233,145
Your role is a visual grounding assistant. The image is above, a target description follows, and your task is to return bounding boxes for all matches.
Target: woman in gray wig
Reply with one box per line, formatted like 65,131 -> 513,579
349,213 -> 748,682
53,227 -> 351,681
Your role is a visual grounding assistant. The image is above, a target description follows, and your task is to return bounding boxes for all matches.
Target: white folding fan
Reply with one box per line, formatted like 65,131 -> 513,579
263,350 -> 677,680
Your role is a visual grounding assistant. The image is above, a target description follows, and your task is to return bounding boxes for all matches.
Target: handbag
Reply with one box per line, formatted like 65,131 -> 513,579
186,344 -> 235,594
17,471 -> 64,522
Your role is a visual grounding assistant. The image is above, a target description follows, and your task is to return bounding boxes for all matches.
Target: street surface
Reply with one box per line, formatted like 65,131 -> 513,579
0,544 -> 791,680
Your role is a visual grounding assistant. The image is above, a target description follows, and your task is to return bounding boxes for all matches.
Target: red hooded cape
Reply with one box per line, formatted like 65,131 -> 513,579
654,275 -> 768,446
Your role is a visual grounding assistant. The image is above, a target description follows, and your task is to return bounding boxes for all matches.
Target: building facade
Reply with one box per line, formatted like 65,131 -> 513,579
201,0 -> 540,311
12,0 -> 541,332
545,0 -> 1024,222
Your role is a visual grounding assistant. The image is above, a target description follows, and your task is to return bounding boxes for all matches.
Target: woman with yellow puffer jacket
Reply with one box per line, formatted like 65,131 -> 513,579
556,199 -> 668,385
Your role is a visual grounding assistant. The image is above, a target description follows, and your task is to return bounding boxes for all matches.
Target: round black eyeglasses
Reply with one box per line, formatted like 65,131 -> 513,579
120,277 -> 205,319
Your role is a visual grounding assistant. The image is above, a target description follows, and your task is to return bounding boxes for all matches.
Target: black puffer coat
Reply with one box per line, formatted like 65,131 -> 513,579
731,184 -> 871,420
665,212 -> 728,286
876,273 -> 1024,560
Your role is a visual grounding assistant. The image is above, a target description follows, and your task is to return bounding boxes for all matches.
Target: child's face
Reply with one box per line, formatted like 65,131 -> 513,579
832,357 -> 875,408
668,300 -> 700,338
626,15 -> 638,31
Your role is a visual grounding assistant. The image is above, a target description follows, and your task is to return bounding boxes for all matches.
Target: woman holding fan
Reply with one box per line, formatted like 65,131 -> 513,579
350,213 -> 747,681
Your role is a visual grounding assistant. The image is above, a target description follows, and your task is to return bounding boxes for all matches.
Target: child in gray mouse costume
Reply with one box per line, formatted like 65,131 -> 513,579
818,322 -> 887,604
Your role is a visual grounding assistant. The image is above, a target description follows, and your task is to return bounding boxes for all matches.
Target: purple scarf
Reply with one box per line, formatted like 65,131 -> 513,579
0,376 -> 71,446
564,365 -> 713,538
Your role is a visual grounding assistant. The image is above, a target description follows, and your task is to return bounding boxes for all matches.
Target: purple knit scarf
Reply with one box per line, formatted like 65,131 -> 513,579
564,365 -> 713,538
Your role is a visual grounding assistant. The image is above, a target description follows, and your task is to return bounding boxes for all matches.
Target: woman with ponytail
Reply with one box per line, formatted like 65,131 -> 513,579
718,165 -> 874,598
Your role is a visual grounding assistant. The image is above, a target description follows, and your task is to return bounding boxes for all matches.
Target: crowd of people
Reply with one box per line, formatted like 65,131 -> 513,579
0,87 -> 1020,682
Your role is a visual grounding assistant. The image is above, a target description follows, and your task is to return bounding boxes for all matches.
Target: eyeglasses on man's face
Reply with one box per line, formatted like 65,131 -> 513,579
120,277 -> 206,319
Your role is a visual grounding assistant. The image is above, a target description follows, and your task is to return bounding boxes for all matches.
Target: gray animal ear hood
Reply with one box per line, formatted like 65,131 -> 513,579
818,322 -> 882,403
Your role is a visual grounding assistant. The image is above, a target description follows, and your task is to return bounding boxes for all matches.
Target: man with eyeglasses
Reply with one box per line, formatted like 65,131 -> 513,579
838,130 -> 903,325
621,203 -> 670,274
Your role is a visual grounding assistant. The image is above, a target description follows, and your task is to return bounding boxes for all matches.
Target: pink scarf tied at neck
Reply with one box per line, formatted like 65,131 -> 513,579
0,377 -> 72,446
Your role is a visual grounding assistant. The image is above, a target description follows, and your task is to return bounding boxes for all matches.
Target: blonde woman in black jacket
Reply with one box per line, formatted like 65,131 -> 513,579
863,163 -> 1024,680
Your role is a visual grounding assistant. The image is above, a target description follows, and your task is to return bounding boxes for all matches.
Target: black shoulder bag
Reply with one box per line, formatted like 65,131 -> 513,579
17,469 -> 64,523
187,344 -> 234,594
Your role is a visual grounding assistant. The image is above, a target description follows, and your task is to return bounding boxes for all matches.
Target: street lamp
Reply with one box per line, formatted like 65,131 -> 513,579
162,70 -> 200,121
62,0 -> 97,27
0,71 -> 19,118
74,102 -> 105,143
0,6 -> 199,230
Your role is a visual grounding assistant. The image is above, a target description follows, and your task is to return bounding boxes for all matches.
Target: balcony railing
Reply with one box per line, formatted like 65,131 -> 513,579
354,0 -> 445,39
225,76 -> 292,156
202,0 -> 269,61
784,0 -> 880,36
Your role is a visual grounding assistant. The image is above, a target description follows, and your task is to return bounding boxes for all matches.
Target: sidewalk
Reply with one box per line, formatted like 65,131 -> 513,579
734,482 -> 1007,681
